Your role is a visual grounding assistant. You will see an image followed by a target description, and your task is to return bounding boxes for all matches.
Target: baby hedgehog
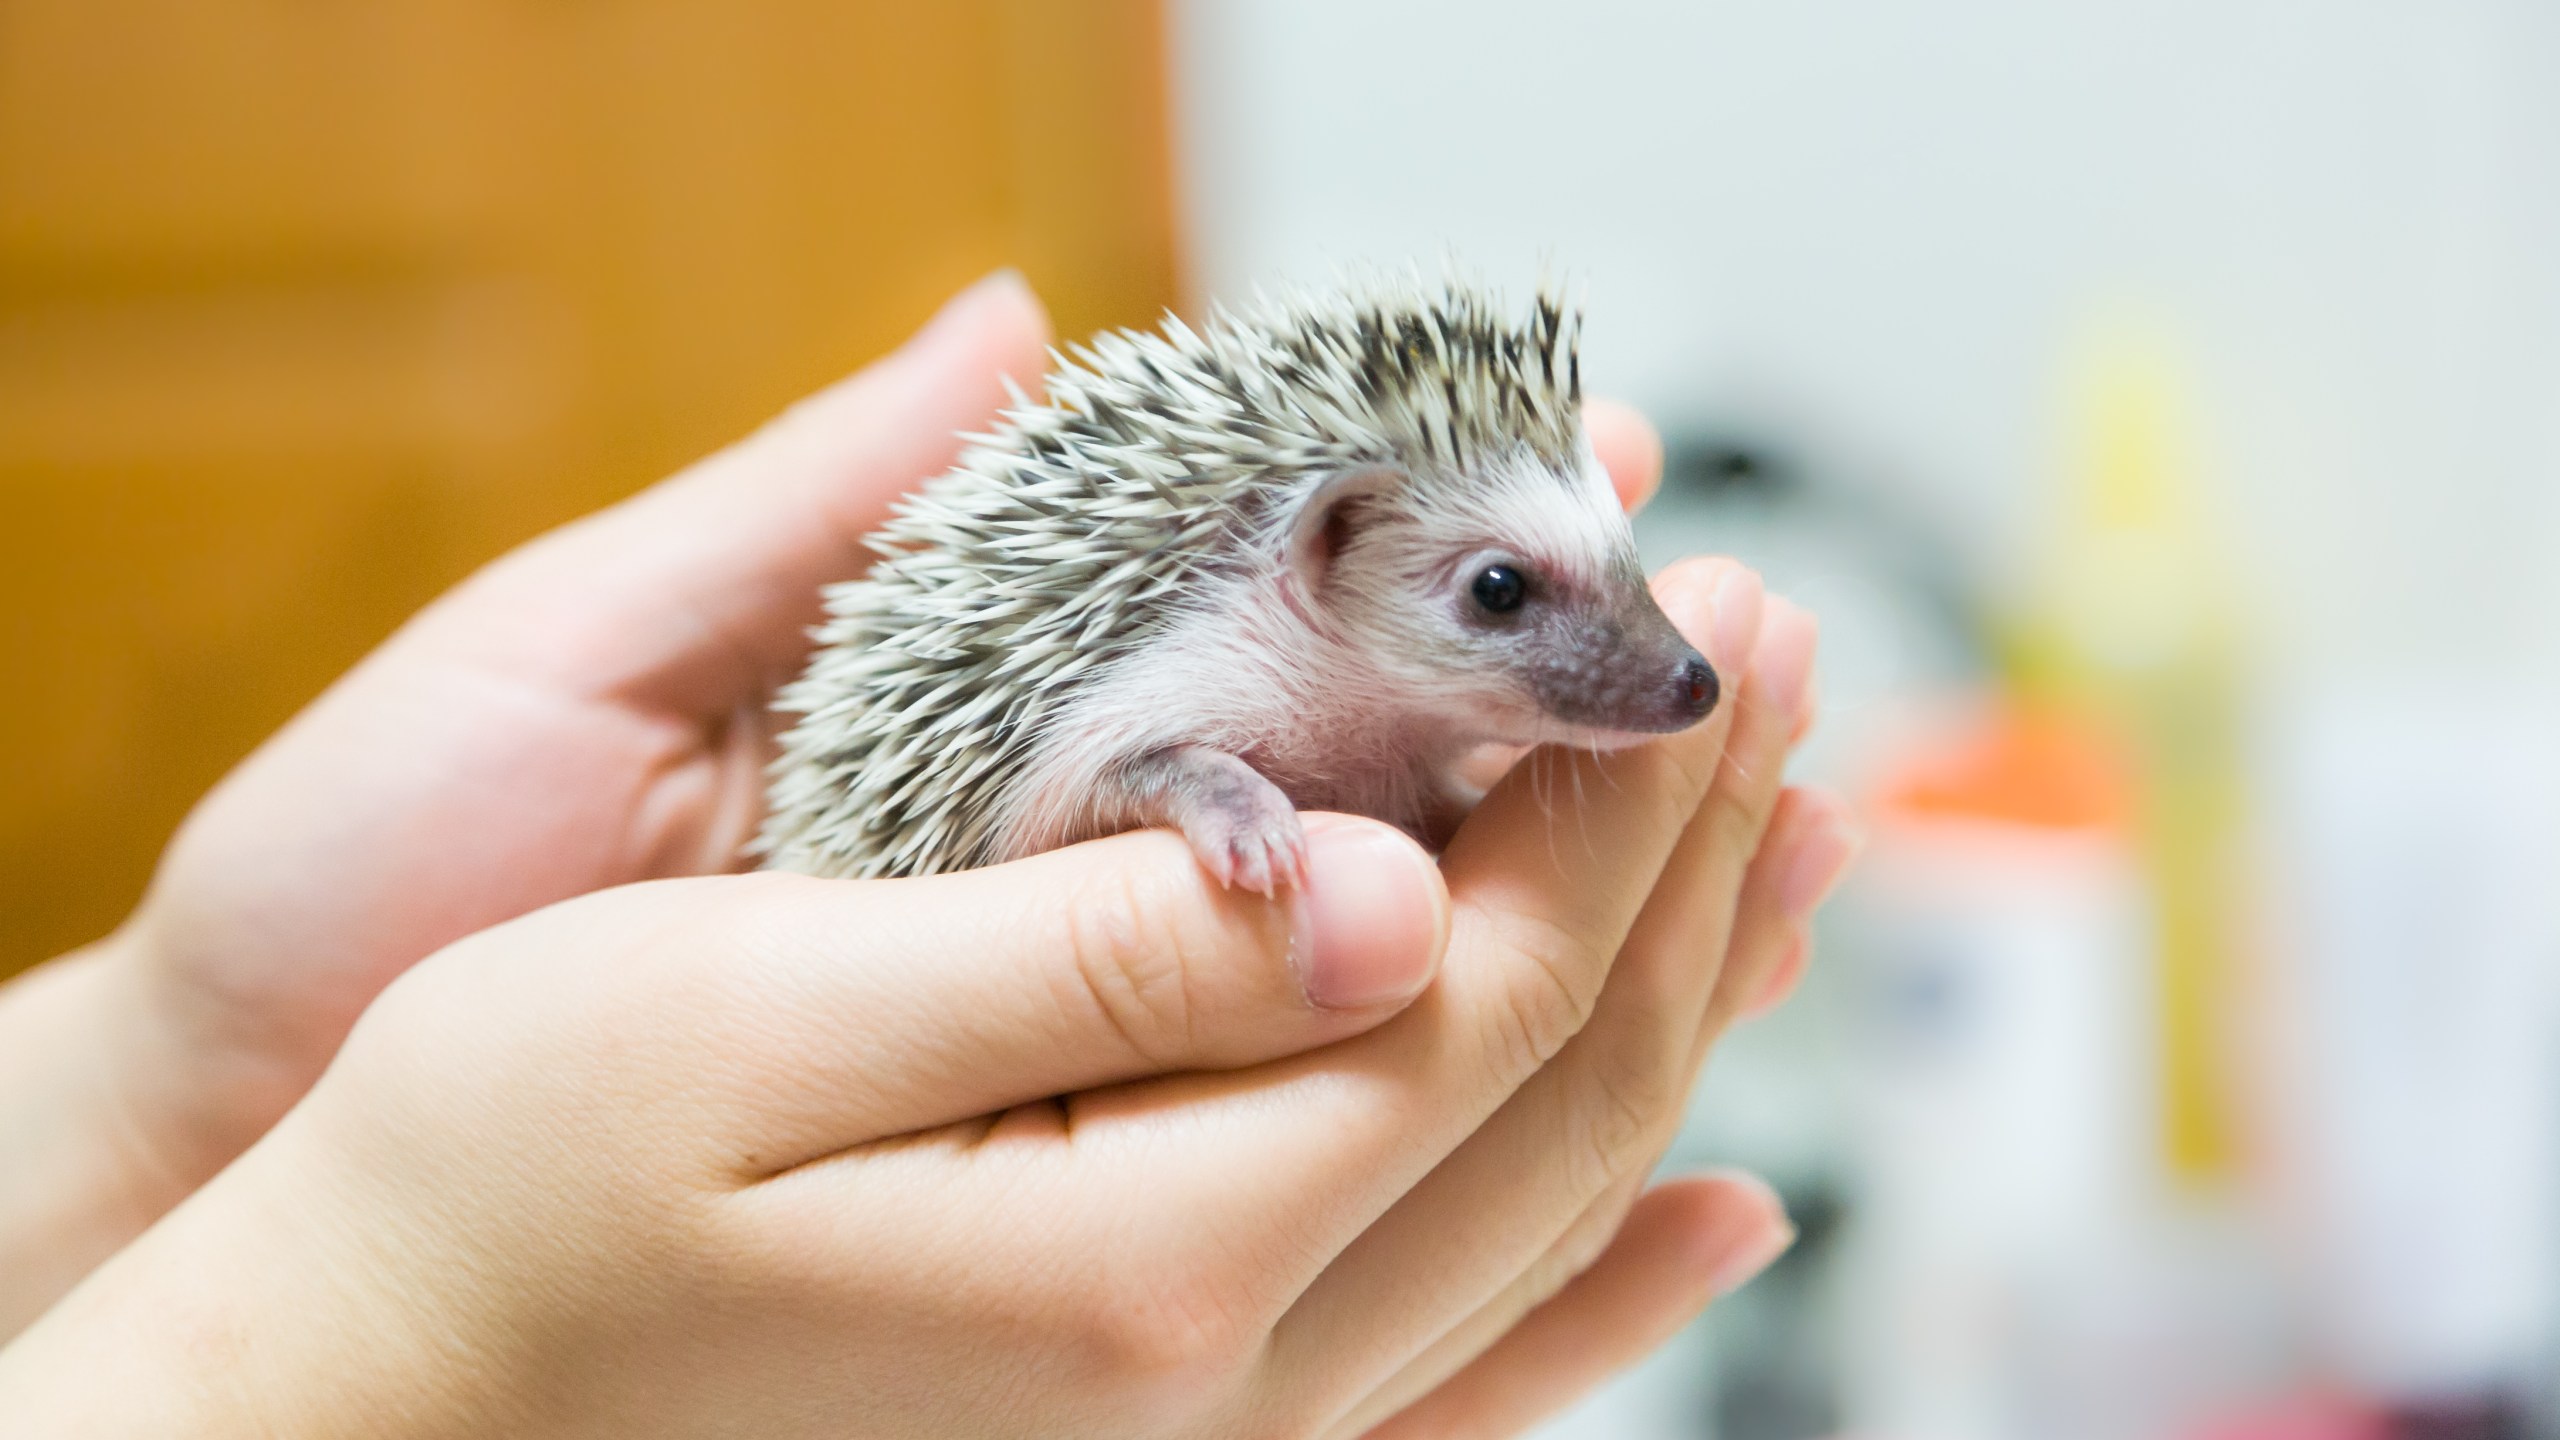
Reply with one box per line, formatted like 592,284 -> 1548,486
757,276 -> 1720,894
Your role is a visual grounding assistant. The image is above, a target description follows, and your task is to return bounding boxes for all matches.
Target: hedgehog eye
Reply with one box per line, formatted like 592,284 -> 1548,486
1469,564 -> 1529,615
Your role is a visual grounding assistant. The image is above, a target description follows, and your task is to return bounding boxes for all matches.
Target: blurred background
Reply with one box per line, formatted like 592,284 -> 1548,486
4,2 -> 2556,1436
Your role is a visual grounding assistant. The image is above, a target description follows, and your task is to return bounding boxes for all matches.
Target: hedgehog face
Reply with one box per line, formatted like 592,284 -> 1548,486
1293,449 -> 1719,749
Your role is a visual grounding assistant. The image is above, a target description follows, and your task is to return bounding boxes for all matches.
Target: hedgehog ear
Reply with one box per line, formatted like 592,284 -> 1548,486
1284,464 -> 1400,612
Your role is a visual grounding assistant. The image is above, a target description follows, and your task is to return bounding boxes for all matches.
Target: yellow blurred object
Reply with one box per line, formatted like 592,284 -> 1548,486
0,0 -> 1182,972
2003,316 -> 2250,1181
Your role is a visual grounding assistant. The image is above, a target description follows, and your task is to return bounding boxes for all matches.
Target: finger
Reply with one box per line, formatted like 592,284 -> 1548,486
419,271 -> 1055,712
1745,930 -> 1811,1019
1699,784 -> 1859,1041
1352,779 -> 1847,1420
1355,1174 -> 1793,1440
1271,593 -> 1815,1409
967,558 -> 1751,1404
1320,581 -> 1783,1417
498,812 -> 1448,1176
1585,397 -> 1663,513
1344,1163 -> 1651,1432
1036,558 -> 1762,1333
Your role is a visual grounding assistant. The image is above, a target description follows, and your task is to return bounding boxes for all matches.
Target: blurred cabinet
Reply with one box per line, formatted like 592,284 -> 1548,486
0,0 -> 1180,969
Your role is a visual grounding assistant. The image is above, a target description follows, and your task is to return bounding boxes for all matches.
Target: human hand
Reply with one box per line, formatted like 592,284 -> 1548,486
0,277 -> 1057,1323
1,555 -> 1847,1438
10,271 -> 1687,1248
0,266 -> 1858,1420
90,277 -> 1050,1189
0,275 -> 1063,1329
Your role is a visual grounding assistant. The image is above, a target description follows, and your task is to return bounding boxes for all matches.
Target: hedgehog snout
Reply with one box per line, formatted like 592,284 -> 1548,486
1622,647 -> 1719,732
1519,622 -> 1720,736
1605,589 -> 1720,733
1675,654 -> 1720,721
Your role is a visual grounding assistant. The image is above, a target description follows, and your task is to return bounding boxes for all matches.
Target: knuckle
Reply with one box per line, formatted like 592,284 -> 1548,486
1235,1395 -> 1339,1440
1698,761 -> 1775,857
1576,1031 -> 1682,1185
1060,866 -> 1215,1069
1551,1197 -> 1626,1283
1079,1260 -> 1264,1395
1509,1202 -> 1625,1328
1653,723 -> 1727,803
1471,905 -> 1609,1081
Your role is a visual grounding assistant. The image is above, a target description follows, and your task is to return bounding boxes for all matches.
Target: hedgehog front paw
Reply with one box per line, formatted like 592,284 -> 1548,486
1185,788 -> 1308,897
1117,744 -> 1309,897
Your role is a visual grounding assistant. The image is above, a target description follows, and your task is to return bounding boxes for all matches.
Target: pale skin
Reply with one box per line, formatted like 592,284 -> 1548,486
0,272 -> 1861,1437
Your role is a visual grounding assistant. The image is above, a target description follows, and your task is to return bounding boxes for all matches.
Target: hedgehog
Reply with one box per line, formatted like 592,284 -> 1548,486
756,275 -> 1720,894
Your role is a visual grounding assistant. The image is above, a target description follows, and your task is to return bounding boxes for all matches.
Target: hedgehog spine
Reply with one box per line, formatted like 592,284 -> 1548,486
759,275 -> 1595,881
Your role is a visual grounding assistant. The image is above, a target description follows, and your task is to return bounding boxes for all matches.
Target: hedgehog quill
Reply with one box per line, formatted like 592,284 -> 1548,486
757,277 -> 1720,894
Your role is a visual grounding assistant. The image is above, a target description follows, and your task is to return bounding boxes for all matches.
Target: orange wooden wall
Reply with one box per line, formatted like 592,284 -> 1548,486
0,0 -> 1181,971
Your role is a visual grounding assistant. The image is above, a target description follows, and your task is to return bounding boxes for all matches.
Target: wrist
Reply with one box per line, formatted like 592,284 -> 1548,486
0,937 -> 169,1334
0,1113 -> 484,1438
0,928 -> 247,1336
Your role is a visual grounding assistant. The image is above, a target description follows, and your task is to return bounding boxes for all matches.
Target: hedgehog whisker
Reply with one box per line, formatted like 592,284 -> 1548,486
1590,738 -> 1625,796
1536,748 -> 1564,875
1569,749 -> 1597,867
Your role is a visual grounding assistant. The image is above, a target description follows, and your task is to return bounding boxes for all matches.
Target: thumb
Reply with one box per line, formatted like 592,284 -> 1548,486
416,269 -> 1054,707
657,815 -> 1449,1175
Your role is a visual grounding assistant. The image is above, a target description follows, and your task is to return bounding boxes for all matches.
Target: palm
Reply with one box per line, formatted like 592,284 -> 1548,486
115,273 -> 1664,1178
125,276 -> 1054,1161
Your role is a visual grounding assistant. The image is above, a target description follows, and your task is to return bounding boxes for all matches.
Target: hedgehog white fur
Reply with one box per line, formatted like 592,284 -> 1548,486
757,275 -> 1719,893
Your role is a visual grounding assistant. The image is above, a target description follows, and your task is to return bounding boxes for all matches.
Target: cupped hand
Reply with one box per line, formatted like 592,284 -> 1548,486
2,553 -> 1843,1439
88,271 -> 1696,1201
8,269 -> 1864,1428
104,276 -> 1053,1189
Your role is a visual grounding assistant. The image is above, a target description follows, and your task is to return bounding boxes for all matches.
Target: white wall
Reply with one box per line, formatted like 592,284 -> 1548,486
1168,0 -> 2560,690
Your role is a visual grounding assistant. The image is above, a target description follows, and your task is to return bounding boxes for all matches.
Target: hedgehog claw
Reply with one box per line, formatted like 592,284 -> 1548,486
1212,813 -> 1297,897
1275,833 -> 1310,891
1187,802 -> 1303,897
1117,745 -> 1305,895
1234,844 -> 1273,896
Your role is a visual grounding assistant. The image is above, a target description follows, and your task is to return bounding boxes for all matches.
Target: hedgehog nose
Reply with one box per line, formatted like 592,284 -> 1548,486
1674,653 -> 1720,721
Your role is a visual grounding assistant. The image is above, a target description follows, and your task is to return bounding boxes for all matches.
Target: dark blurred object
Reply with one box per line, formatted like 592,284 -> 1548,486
1663,435 -> 1796,501
0,0 -> 1181,972
1710,1181 -> 1846,1440
2387,1397 -> 2531,1440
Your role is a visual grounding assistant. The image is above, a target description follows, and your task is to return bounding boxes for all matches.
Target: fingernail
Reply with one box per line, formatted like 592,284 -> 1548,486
1292,819 -> 1448,1010
1753,600 -> 1819,722
1586,398 -> 1664,514
1696,1170 -> 1798,1297
899,269 -> 1035,362
1741,929 -> 1812,1020
1709,1216 -> 1798,1298
1778,813 -> 1862,920
1709,567 -> 1765,677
